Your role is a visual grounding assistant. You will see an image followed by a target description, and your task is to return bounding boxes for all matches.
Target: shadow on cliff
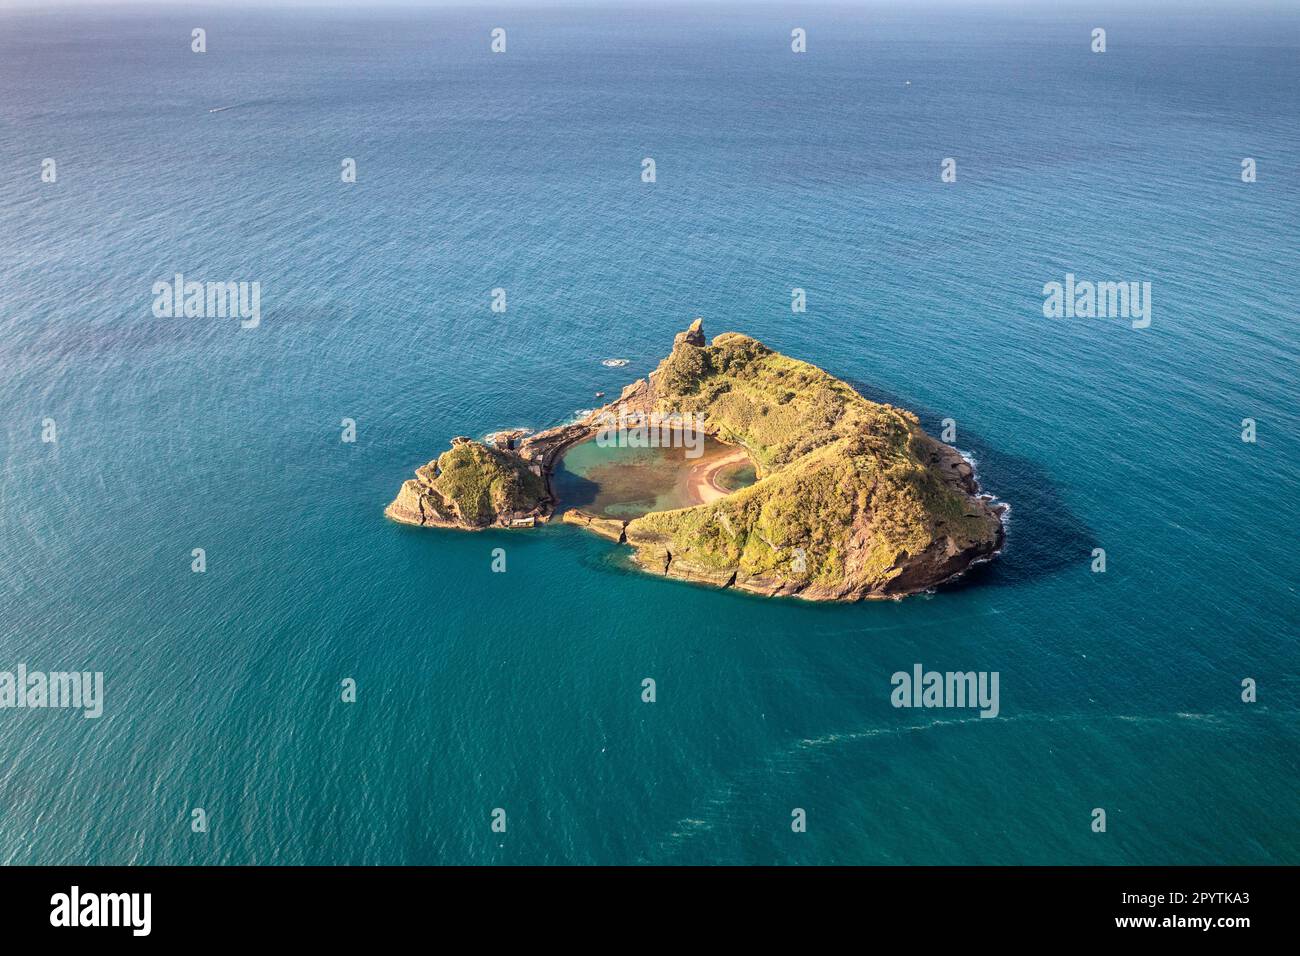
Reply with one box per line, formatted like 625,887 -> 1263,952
845,380 -> 1097,592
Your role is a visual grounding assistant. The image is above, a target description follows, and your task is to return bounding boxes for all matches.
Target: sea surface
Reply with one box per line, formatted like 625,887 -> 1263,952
1,3 -> 1297,865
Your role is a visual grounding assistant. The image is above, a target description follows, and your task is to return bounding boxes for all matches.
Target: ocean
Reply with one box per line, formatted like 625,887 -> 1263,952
0,2 -> 1297,865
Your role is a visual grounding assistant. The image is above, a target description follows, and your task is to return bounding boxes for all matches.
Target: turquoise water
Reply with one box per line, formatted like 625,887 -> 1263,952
1,3 -> 1297,865
552,433 -> 752,517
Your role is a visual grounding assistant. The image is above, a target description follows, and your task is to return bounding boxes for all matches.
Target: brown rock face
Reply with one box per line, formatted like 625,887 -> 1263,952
385,479 -> 429,526
674,317 -> 706,348
561,510 -> 628,543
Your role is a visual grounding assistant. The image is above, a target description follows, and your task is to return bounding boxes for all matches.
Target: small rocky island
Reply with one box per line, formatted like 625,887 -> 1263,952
386,320 -> 1006,600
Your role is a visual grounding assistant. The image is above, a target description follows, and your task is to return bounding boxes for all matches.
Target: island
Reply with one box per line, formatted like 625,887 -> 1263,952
385,319 -> 1007,600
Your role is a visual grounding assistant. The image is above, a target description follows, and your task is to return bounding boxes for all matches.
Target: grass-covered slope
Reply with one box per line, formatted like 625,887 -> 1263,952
386,438 -> 548,529
621,324 -> 1004,599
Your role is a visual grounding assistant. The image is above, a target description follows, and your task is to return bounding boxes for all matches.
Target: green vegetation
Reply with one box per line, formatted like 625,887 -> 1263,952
625,331 -> 1002,595
420,440 -> 547,527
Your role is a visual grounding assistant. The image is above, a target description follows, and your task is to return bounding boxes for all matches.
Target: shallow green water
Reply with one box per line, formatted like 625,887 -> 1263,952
553,433 -> 755,518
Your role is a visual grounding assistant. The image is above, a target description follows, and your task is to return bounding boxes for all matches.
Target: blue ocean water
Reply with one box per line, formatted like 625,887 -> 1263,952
0,3 -> 1297,865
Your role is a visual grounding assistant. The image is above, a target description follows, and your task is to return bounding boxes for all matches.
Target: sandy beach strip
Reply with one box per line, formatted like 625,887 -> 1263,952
686,447 -> 751,505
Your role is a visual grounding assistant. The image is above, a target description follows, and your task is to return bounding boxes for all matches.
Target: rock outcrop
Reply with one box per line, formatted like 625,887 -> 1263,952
675,317 -> 706,348
386,320 -> 1007,599
561,510 -> 628,542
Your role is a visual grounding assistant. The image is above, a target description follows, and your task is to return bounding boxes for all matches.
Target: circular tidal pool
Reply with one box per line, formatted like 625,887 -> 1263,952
553,433 -> 757,519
